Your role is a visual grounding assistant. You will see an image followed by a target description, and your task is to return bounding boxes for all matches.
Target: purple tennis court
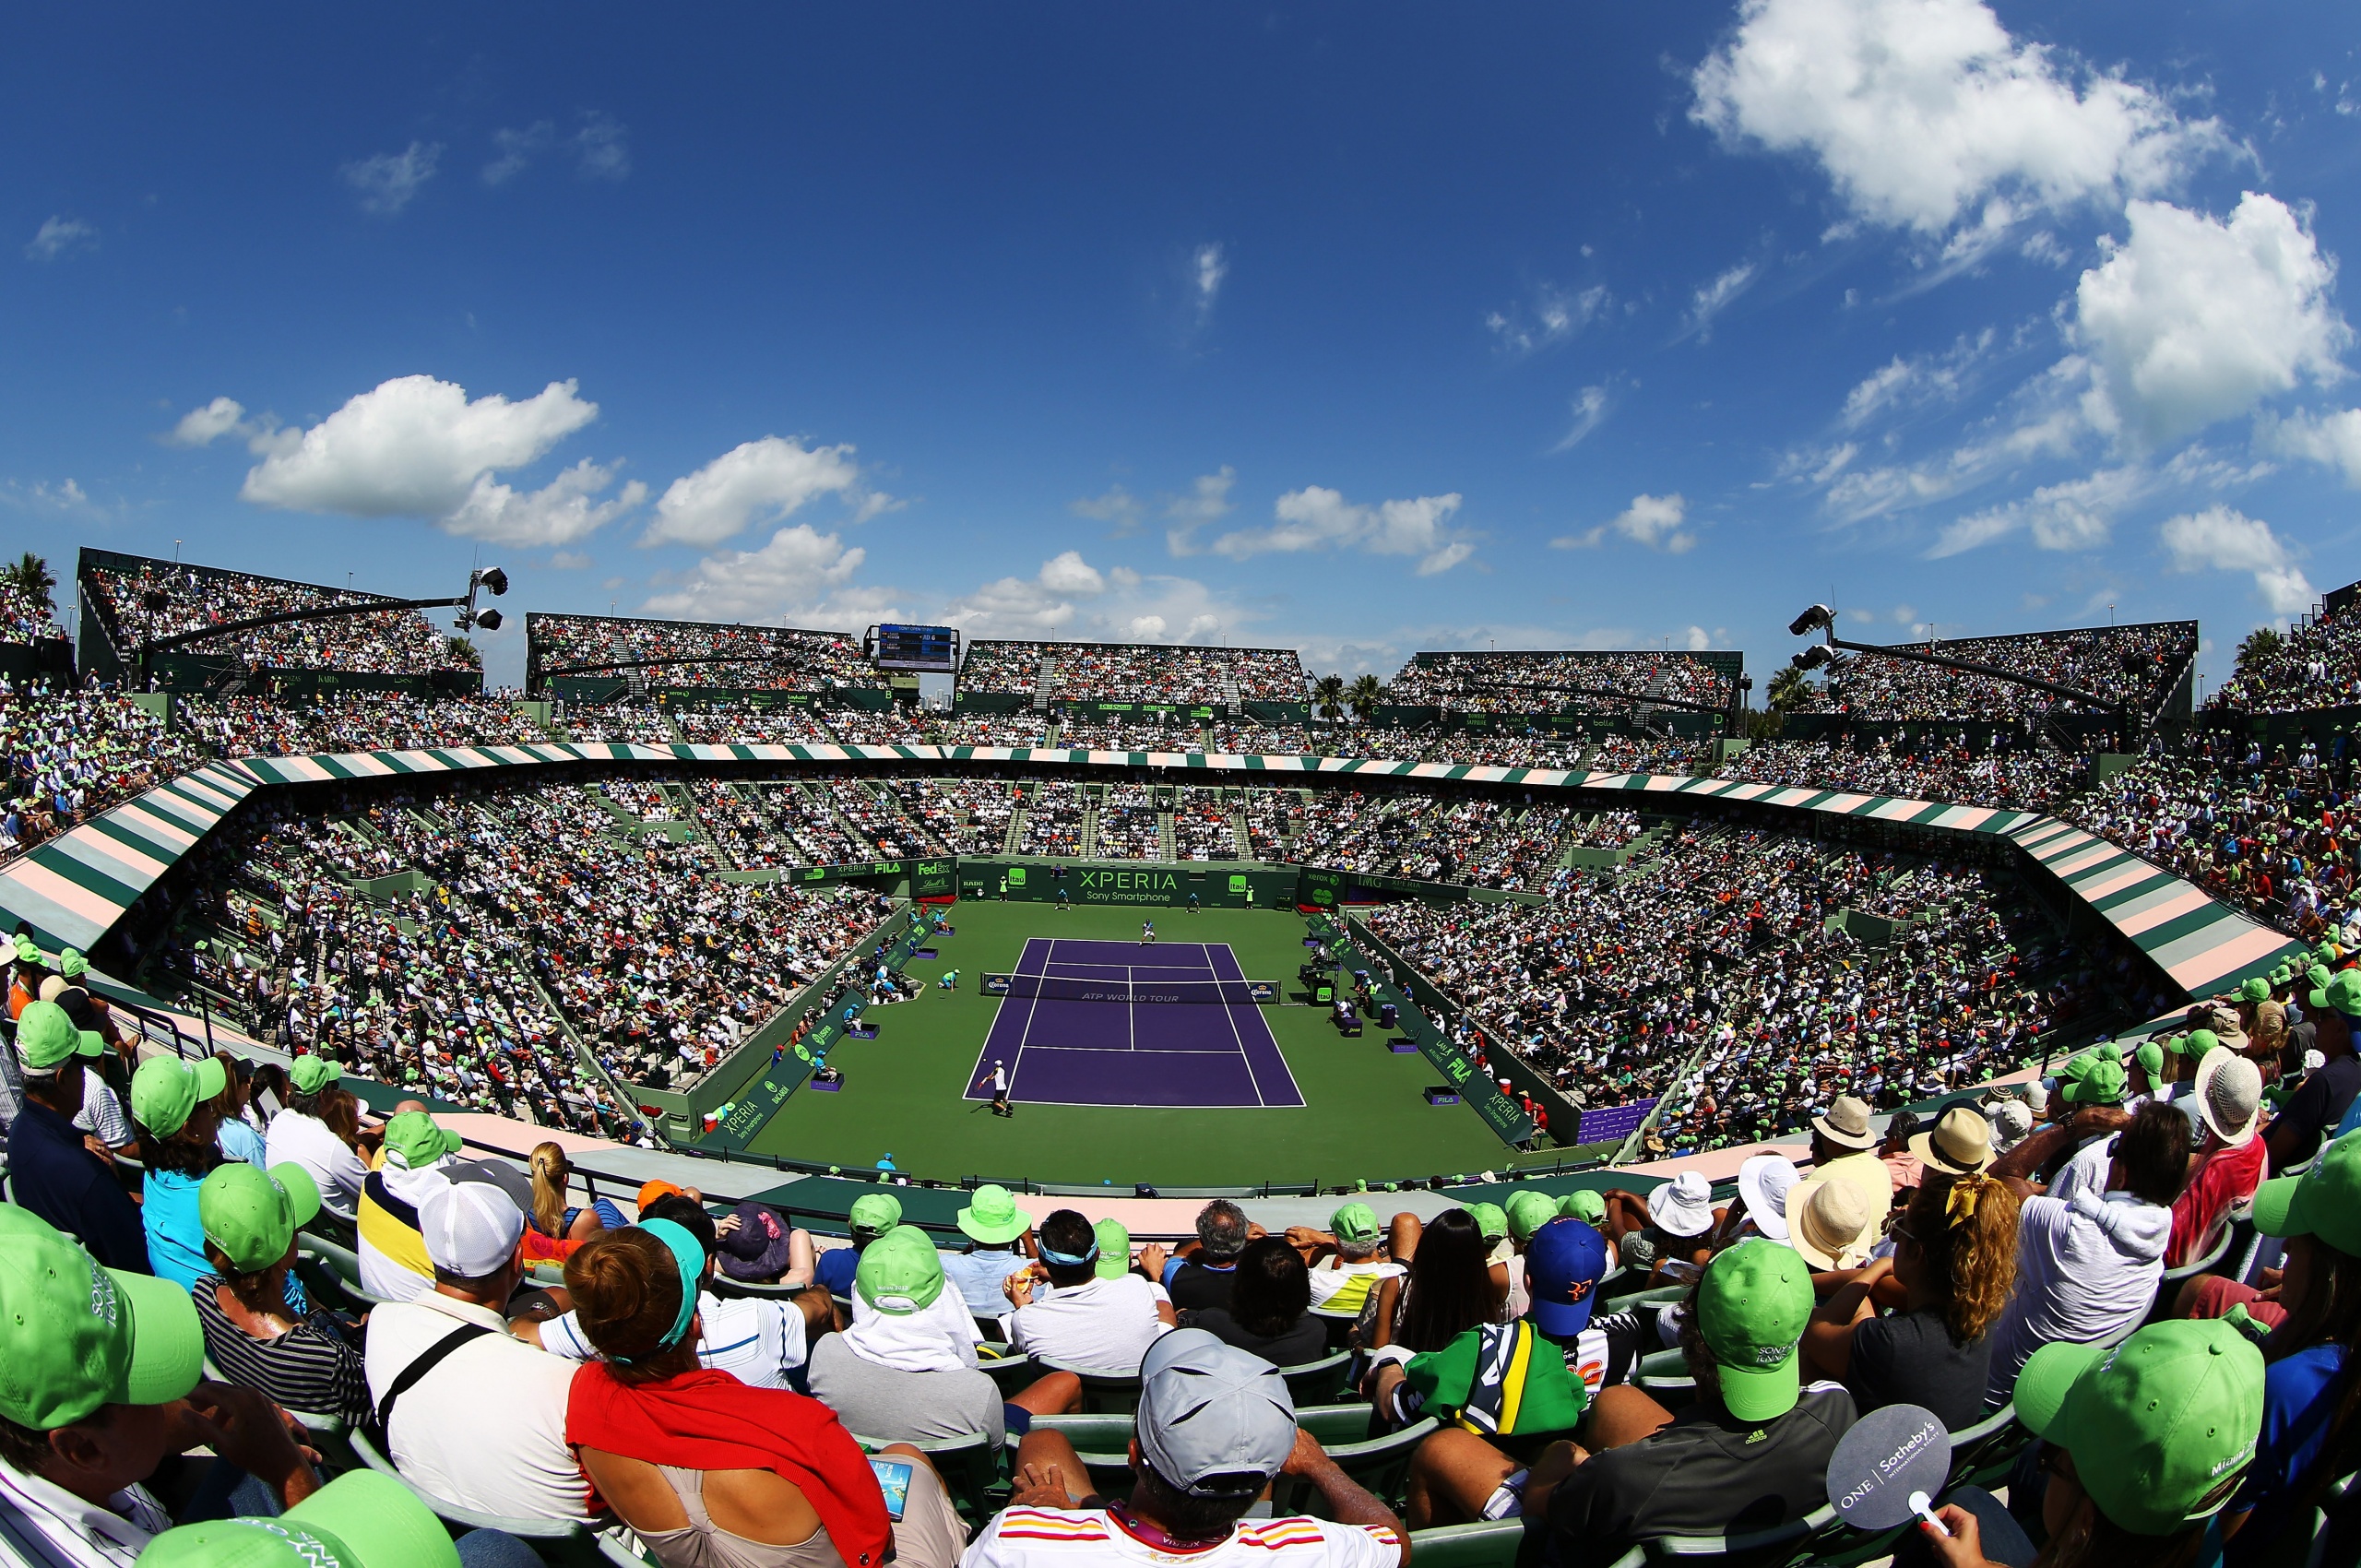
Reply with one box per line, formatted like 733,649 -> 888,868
964,938 -> 1306,1108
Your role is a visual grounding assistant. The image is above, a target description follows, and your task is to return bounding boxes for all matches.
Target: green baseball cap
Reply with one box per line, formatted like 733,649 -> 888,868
2013,1321 -> 2263,1537
856,1226 -> 947,1315
2238,977 -> 2271,1003
14,999 -> 102,1073
955,1183 -> 1031,1245
136,1469 -> 461,1568
2309,965 -> 2334,992
2133,1040 -> 2165,1081
200,1161 -> 324,1275
1696,1239 -> 1814,1423
130,1054 -> 228,1138
848,1193 -> 903,1237
2179,1028 -> 2219,1057
2061,1057 -> 2128,1106
12,934 -> 39,964
2251,1128 -> 2361,1257
1093,1218 -> 1133,1280
1560,1190 -> 1608,1224
1505,1190 -> 1559,1243
0,1206 -> 205,1431
289,1055 -> 342,1094
57,948 -> 87,980
380,1110 -> 460,1171
2312,968 -> 2361,1018
1468,1202 -> 1509,1242
1331,1201 -> 1382,1247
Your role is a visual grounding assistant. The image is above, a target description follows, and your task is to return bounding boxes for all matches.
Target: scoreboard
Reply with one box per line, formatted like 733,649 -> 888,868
868,624 -> 961,672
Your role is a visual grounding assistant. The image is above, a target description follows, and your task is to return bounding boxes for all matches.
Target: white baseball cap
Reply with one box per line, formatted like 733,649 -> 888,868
418,1176 -> 524,1277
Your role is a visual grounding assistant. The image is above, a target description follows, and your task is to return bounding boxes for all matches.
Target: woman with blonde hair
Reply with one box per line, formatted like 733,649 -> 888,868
529,1141 -> 623,1243
1800,1169 -> 2021,1429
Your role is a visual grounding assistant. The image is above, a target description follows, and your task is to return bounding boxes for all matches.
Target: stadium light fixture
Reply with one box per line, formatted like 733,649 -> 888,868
1788,604 -> 1834,637
1790,644 -> 1835,671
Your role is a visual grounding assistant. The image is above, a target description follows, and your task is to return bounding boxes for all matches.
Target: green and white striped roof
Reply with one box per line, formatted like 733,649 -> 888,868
0,743 -> 2299,1001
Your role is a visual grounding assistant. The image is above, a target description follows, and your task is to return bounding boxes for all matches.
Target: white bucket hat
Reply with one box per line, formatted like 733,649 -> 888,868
1650,1170 -> 1716,1238
1737,1155 -> 1799,1242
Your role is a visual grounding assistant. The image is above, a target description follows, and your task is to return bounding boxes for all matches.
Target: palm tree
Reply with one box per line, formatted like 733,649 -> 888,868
1313,673 -> 1346,721
1766,665 -> 1810,713
444,635 -> 483,671
1347,673 -> 1383,723
2236,626 -> 2284,676
4,552 -> 56,614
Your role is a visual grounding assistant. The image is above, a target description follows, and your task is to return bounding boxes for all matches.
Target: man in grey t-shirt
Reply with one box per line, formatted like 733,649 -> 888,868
811,1225 -> 1007,1446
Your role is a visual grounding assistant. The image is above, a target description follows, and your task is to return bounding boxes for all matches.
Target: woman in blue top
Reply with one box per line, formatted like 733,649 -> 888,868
127,1052 -> 228,1289
2222,1128 -> 2361,1562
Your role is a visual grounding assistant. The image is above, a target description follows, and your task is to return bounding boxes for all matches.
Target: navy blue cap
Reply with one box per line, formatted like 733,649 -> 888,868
1526,1218 -> 1608,1338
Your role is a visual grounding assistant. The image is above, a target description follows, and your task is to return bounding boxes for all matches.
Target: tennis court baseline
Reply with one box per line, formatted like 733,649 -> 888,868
963,938 -> 1305,1109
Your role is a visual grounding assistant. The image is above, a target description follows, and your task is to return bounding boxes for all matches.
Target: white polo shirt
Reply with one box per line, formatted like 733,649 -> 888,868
264,1110 -> 369,1207
363,1291 -> 592,1521
1003,1274 -> 1169,1374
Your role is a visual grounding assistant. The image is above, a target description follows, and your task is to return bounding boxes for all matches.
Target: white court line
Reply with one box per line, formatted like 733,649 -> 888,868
1213,967 -> 1271,1108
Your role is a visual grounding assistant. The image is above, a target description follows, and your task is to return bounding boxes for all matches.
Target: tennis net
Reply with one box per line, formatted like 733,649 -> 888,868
980,973 -> 1278,1005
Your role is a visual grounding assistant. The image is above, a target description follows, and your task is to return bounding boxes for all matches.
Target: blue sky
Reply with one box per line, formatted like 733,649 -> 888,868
6,2 -> 2361,692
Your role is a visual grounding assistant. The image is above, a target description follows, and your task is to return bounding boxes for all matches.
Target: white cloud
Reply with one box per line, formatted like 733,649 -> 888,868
1193,244 -> 1227,327
341,141 -> 442,216
441,459 -> 647,546
2076,193 -> 2349,447
1691,0 -> 2217,236
1685,625 -> 1713,651
1163,467 -> 1237,555
1683,263 -> 1757,341
1551,386 -> 1611,452
24,217 -> 95,262
548,550 -> 593,570
1486,284 -> 1609,356
641,524 -> 868,621
482,113 -> 631,187
1929,463 -> 2144,556
0,478 -> 101,517
482,123 -> 552,185
1839,328 -> 1995,428
1037,550 -> 1106,596
1212,486 -> 1473,576
240,375 -> 598,520
165,397 -> 253,449
573,113 -> 631,181
641,435 -> 863,548
1072,484 -> 1144,534
2264,408 -> 2361,486
2161,504 -> 2314,613
1609,493 -> 1696,553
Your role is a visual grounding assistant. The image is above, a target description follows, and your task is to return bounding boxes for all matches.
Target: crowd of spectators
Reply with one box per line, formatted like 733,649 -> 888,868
2065,730 -> 2361,944
165,778 -> 893,1113
83,555 -> 470,675
2,677 -> 203,863
1053,717 -> 1206,753
1715,734 -> 2086,813
1383,651 -> 1738,713
1093,783 -> 1163,859
931,712 -> 1052,748
957,639 -> 1311,703
1212,719 -> 1309,754
182,693 -> 544,756
1791,622 -> 2196,723
1586,734 -> 1703,776
1014,779 -> 1086,855
1366,822 -> 2105,1152
2209,589 -> 2361,712
0,580 -> 59,644
1174,785 -> 1241,859
530,613 -> 878,692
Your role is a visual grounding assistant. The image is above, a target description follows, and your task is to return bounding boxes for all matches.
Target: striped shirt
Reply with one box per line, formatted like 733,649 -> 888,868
964,1508 -> 1401,1564
189,1275 -> 373,1427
